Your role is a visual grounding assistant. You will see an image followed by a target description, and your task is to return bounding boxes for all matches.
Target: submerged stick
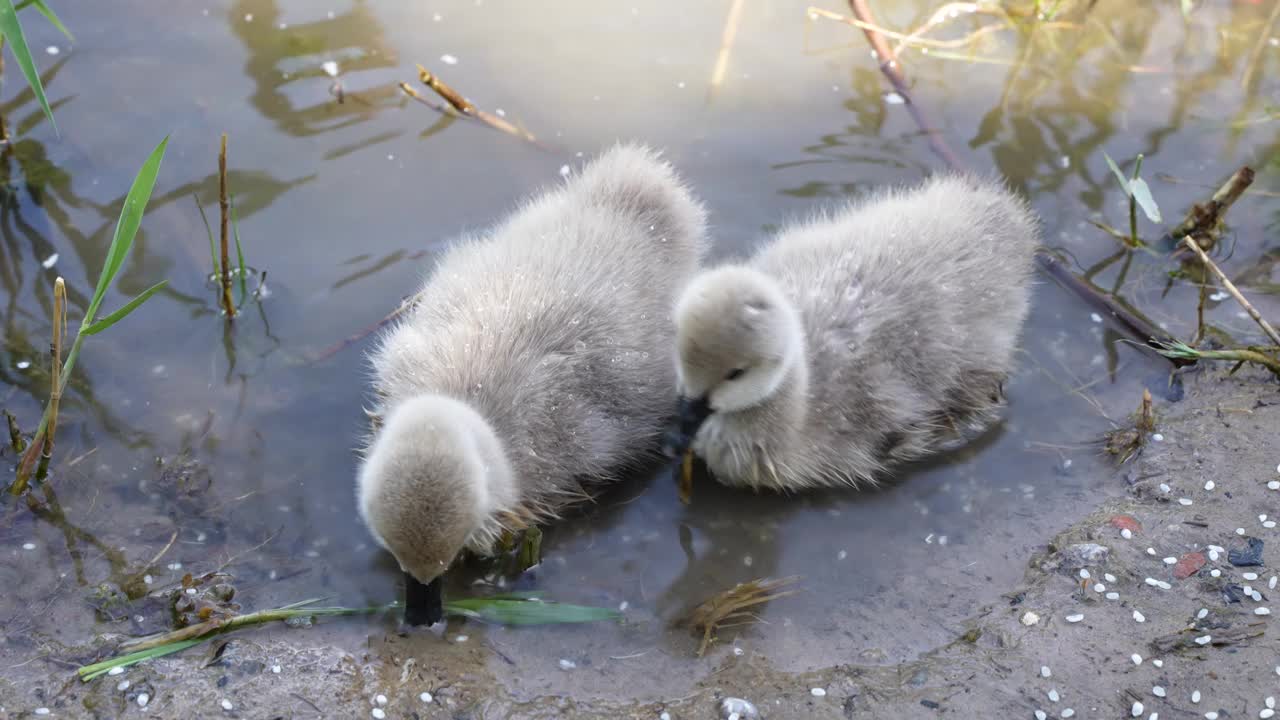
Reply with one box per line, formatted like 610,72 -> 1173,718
843,0 -> 963,170
1180,236 -> 1280,346
1163,166 -> 1254,249
414,65 -> 543,147
709,0 -> 746,96
218,133 -> 234,318
1035,250 -> 1186,365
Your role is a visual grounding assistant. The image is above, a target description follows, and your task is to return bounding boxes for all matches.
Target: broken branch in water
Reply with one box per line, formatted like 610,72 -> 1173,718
218,134 -> 235,318
1163,166 -> 1254,251
411,65 -> 543,147
840,0 -> 964,170
1034,250 -> 1186,365
1180,236 -> 1280,347
1151,340 -> 1280,378
688,576 -> 800,656
35,278 -> 67,481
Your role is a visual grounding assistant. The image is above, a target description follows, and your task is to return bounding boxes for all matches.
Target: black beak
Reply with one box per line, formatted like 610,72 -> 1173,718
661,395 -> 713,458
403,572 -> 444,626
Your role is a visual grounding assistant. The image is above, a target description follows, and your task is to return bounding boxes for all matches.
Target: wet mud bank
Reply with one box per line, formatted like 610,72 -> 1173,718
5,364 -> 1276,719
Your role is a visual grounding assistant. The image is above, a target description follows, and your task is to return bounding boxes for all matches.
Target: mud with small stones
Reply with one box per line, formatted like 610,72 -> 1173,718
3,364 -> 1276,719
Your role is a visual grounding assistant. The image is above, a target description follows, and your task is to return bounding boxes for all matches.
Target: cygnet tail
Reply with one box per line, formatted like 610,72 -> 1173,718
571,142 -> 709,257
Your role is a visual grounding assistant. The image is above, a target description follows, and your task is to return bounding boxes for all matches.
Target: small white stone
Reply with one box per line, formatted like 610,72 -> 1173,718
1090,313 -> 1103,323
15,360 -> 30,369
22,542 -> 36,550
559,165 -> 571,178
837,550 -> 847,560
1105,573 -> 1117,583
143,575 -> 153,585
1245,573 -> 1260,580
41,253 -> 59,268
1106,592 -> 1120,600
1209,549 -> 1220,561
1204,480 -> 1215,490
1152,659 -> 1163,667
1178,498 -> 1193,506
1133,702 -> 1144,717
1271,576 -> 1278,590
455,634 -> 468,643
440,54 -> 459,65
1159,483 -> 1171,493
1206,712 -> 1219,720
1048,689 -> 1060,702
1211,569 -> 1222,577
1122,528 -> 1134,539
1065,613 -> 1084,623
1262,710 -> 1275,720
117,680 -> 131,691
1133,610 -> 1146,623
321,60 -> 339,77
221,699 -> 233,710
1061,709 -> 1075,718
558,658 -> 576,670
1153,686 -> 1166,697
138,693 -> 150,708
1238,528 -> 1247,535
375,695 -> 387,706
1269,697 -> 1276,709
1256,607 -> 1272,615
1152,433 -> 1164,442
1269,481 -> 1280,490
108,667 -> 125,676
1192,690 -> 1201,703
1197,608 -> 1208,619
1163,557 -> 1178,565
1036,712 -> 1048,720
34,709 -> 50,716
1079,569 -> 1091,579
1021,611 -> 1040,626
1266,521 -> 1276,529
1094,583 -> 1106,593
1194,634 -> 1211,645
810,688 -> 826,697
1147,548 -> 1157,556
372,710 -> 386,720
420,692 -> 433,703
660,713 -> 672,720
1131,653 -> 1143,665
1041,665 -> 1051,678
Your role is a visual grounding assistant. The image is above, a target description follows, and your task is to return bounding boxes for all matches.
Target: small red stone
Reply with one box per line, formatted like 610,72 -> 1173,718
1173,552 -> 1207,579
1109,515 -> 1142,533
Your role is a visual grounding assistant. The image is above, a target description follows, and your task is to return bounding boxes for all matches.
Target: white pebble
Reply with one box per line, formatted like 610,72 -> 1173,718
1147,548 -> 1157,556
1198,608 -> 1208,619
1036,712 -> 1048,720
1021,611 -> 1040,626
1269,481 -> 1280,490
1090,313 -> 1103,323
420,692 -> 433,703
810,688 -> 826,697
1153,686 -> 1166,697
41,253 -> 59,268
108,667 -> 125,676
1211,569 -> 1222,577
1238,528 -> 1247,535
1062,709 -> 1075,718
1133,610 -> 1146,623
1269,697 -> 1276,709
1105,573 -> 1117,582
1106,592 -> 1120,600
559,165 -> 571,178
221,699 -> 233,710
1178,498 -> 1193,506
1133,702 -> 1144,717
1159,483 -> 1171,493
1194,635 -> 1211,645
1162,557 -> 1177,565
1209,549 -> 1220,561
1256,607 -> 1272,615
117,680 -> 131,691
1153,659 -> 1163,667
455,635 -> 468,643
440,54 -> 459,65
1079,569 -> 1091,579
1192,690 -> 1201,703
372,710 -> 386,720
321,60 -> 339,77
1262,710 -> 1275,720
559,658 -> 577,670
1122,529 -> 1134,539
1266,521 -> 1276,529
1132,653 -> 1143,665
22,542 -> 36,550
138,694 -> 150,708
1065,613 -> 1084,623
272,665 -> 281,673
1245,573 -> 1260,580
1041,665 -> 1051,678
375,695 -> 387,706
15,360 -> 30,370
1049,689 -> 1060,702
661,714 -> 672,720
1094,583 -> 1106,593
1271,576 -> 1277,590
1152,433 -> 1164,442
1206,713 -> 1219,719
35,709 -> 50,716
1204,480 -> 1215,490
1145,577 -> 1159,586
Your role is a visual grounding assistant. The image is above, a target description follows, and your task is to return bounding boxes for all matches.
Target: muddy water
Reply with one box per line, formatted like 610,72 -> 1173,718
2,0 -> 1278,707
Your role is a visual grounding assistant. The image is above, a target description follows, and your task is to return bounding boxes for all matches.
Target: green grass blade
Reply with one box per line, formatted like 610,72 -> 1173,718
1102,151 -> 1131,196
78,639 -> 202,681
194,194 -> 218,275
443,598 -> 621,625
85,137 -> 169,325
0,0 -> 56,134
1128,177 -> 1163,223
80,280 -> 167,335
231,195 -> 247,306
25,0 -> 70,40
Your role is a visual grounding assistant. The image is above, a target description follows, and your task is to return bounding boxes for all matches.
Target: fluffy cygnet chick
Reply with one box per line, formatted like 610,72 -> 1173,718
358,144 -> 708,624
666,173 -> 1038,491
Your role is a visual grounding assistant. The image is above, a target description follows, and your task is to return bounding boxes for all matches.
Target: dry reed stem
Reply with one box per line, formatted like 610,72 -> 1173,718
1180,236 -> 1280,346
709,0 -> 746,94
414,65 -> 542,146
1165,166 -> 1254,249
218,134 -> 234,318
40,278 -> 66,469
1242,0 -> 1280,90
398,82 -> 457,116
689,576 -> 800,656
811,5 -> 1006,52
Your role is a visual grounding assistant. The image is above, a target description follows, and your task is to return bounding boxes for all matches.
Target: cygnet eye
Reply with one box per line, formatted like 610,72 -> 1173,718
725,368 -> 746,381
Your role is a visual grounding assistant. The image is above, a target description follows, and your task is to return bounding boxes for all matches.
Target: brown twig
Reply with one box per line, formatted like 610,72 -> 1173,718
398,82 -> 457,116
843,0 -> 963,170
309,291 -> 424,364
5,410 -> 24,453
689,576 -> 801,656
709,0 -> 746,97
35,278 -> 67,481
1163,166 -> 1254,250
413,65 -> 544,148
1180,236 -> 1280,346
1035,250 -> 1187,365
218,134 -> 235,318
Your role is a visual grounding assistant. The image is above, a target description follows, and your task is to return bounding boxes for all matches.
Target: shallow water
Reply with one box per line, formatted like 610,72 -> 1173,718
2,0 -> 1278,705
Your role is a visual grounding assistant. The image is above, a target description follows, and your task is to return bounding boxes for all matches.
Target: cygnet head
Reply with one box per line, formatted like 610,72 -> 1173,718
665,266 -> 805,454
357,394 -> 515,623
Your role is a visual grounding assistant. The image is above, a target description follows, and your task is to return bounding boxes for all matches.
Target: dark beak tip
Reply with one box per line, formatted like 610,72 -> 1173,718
403,572 -> 445,627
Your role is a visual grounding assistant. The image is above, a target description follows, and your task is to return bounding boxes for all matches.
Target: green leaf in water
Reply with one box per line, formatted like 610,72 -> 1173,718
1102,151 -> 1131,196
81,280 -> 168,335
77,639 -> 202,681
20,0 -> 71,40
85,137 -> 169,326
443,597 -> 622,625
0,0 -> 56,133
1128,176 -> 1163,223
